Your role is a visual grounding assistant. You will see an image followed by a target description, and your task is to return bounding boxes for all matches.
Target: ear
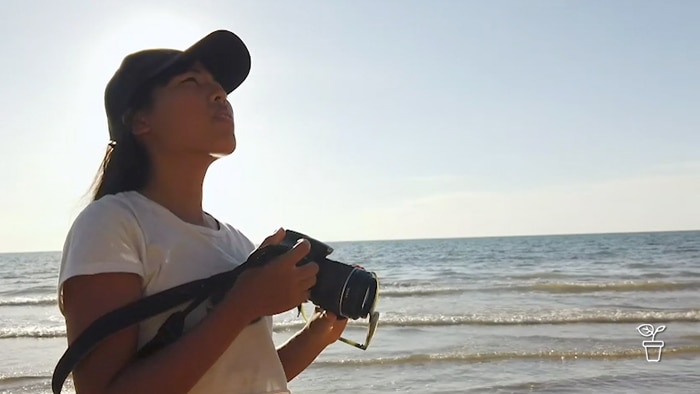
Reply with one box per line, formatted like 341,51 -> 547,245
130,111 -> 152,137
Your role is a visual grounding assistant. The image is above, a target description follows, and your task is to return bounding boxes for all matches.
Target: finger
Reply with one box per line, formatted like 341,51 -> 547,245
259,228 -> 286,248
299,275 -> 317,291
322,311 -> 338,321
285,239 -> 311,264
294,294 -> 309,308
276,238 -> 311,267
334,318 -> 348,331
297,261 -> 319,278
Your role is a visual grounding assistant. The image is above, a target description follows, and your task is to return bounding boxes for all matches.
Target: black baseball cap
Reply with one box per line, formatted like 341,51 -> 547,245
104,29 -> 251,142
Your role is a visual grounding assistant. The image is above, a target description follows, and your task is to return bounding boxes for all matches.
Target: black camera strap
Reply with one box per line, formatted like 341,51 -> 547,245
50,262 -> 248,394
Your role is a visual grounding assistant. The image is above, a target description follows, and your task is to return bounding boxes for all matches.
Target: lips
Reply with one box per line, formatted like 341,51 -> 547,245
213,108 -> 233,121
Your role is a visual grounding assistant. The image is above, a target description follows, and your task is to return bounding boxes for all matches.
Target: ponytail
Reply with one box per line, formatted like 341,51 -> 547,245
90,131 -> 150,201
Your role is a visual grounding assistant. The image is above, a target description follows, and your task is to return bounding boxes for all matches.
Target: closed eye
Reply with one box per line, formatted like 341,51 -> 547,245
181,76 -> 199,85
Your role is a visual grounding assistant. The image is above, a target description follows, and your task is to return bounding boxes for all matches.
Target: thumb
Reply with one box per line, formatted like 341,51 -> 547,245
259,228 -> 286,249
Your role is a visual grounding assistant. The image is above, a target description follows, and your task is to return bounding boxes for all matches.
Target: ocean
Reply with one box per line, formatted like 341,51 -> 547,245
1,231 -> 699,393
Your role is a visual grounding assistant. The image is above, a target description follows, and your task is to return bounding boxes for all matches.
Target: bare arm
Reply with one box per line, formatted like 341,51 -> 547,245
277,309 -> 348,381
276,326 -> 328,381
62,272 -> 257,394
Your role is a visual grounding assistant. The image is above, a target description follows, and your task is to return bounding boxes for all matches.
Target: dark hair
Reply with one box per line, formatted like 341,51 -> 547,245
90,131 -> 150,201
89,58 -> 197,201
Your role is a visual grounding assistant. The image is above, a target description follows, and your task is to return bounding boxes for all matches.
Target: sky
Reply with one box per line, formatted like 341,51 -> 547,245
0,1 -> 699,253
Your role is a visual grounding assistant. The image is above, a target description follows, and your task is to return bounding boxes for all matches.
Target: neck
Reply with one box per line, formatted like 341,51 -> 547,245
139,154 -> 214,226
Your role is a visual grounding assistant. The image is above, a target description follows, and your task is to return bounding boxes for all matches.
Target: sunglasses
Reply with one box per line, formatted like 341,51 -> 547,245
300,272 -> 380,351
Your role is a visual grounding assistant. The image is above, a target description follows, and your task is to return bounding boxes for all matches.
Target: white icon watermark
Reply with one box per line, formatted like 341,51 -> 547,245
637,324 -> 666,362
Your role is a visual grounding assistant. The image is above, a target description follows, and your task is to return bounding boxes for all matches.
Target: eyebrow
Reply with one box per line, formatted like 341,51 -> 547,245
188,62 -> 209,74
171,63 -> 213,83
183,67 -> 204,75
171,67 -> 204,82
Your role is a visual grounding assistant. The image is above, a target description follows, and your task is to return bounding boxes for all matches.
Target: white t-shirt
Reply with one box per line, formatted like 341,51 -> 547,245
57,191 -> 290,394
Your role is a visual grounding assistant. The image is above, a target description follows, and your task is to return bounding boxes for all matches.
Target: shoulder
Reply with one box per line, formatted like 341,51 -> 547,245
63,192 -> 148,255
219,222 -> 256,254
68,193 -> 141,236
75,192 -> 137,221
58,193 -> 147,311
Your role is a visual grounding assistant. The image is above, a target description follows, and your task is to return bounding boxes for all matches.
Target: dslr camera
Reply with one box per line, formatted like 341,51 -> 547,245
248,229 -> 379,320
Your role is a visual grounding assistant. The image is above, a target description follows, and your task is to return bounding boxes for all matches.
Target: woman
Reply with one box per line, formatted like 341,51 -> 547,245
57,30 -> 347,394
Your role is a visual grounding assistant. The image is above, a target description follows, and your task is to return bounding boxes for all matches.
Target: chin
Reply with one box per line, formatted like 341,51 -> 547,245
210,135 -> 236,158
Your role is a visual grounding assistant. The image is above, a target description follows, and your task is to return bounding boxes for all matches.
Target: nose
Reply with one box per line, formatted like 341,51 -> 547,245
210,82 -> 227,103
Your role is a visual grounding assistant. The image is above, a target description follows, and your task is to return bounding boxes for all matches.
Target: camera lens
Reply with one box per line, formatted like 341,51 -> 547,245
340,268 -> 378,319
310,259 -> 378,320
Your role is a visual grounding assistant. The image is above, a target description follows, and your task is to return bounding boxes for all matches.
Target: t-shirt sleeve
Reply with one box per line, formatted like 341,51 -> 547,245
57,196 -> 145,312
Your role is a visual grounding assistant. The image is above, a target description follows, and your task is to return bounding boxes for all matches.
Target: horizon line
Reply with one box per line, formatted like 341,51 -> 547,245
2,228 -> 698,255
325,228 -> 700,244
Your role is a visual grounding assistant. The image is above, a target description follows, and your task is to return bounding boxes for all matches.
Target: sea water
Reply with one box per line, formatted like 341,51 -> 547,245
1,231 -> 698,393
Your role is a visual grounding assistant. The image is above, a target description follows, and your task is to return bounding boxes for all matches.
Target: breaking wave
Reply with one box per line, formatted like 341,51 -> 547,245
507,280 -> 700,294
312,346 -> 700,367
270,309 -> 700,332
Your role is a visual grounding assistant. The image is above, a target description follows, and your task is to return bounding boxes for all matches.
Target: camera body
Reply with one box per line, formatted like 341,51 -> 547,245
247,230 -> 378,320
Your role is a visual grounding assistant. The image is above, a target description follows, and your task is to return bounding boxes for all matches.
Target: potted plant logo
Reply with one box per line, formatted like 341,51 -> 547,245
637,324 -> 666,362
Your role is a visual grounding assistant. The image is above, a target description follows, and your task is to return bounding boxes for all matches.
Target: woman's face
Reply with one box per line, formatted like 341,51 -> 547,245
135,61 -> 236,159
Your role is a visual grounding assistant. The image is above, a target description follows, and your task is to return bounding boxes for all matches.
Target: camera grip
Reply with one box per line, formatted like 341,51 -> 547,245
246,244 -> 292,266
247,243 -> 314,267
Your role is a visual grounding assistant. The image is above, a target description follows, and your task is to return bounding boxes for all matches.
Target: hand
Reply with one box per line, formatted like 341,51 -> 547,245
229,228 -> 319,320
303,264 -> 362,345
305,307 -> 349,347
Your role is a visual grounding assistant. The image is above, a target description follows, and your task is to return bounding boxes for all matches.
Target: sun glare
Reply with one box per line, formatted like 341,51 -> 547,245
78,7 -> 216,91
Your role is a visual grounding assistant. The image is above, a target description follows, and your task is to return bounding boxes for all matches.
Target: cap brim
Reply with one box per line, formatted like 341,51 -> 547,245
181,30 -> 251,94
